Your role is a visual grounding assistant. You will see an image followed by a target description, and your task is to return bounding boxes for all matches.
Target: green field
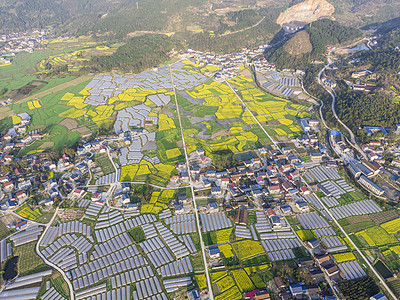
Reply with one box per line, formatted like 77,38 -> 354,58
338,190 -> 366,204
14,242 -> 49,275
0,222 -> 9,240
96,154 -> 115,175
128,227 -> 145,243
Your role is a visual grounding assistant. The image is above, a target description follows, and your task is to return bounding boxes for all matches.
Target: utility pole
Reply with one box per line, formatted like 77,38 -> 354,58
136,1 -> 138,9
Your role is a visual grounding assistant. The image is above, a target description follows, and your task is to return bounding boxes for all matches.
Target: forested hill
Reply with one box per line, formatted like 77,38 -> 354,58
85,35 -> 180,74
264,19 -> 362,69
0,0 -> 113,34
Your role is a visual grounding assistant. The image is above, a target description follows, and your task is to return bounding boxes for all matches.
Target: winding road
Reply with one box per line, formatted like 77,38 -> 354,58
307,57 -> 396,298
317,63 -> 367,159
220,17 -> 265,36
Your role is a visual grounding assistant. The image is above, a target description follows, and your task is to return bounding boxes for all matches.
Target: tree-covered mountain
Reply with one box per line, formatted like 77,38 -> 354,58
0,0 -> 113,34
264,19 -> 362,69
2,0 -> 400,56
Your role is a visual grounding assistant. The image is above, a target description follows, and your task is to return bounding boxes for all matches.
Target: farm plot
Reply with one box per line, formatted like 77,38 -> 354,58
215,286 -> 242,300
119,159 -> 176,186
216,275 -> 235,293
15,203 -> 42,220
370,210 -> 399,225
140,190 -> 171,215
329,200 -> 382,220
82,61 -> 205,106
296,229 -> 315,241
195,274 -> 207,290
338,260 -> 366,280
231,269 -> 255,292
381,218 -> 400,234
211,271 -> 227,283
297,212 -> 329,229
203,228 -> 233,245
228,76 -> 307,137
218,244 -> 234,258
37,49 -> 90,74
355,226 -> 398,247
200,212 -> 232,233
14,242 -> 47,275
27,100 -> 42,110
306,165 -> 341,182
181,77 -> 306,155
333,252 -> 356,263
95,154 -> 115,175
390,246 -> 400,256
232,240 -> 265,260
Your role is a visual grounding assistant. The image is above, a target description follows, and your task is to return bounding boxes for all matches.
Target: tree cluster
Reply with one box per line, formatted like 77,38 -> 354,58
337,276 -> 379,299
336,89 -> 400,132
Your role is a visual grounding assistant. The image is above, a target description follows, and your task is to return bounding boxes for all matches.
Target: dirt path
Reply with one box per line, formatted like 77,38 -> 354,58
220,17 -> 265,36
127,30 -> 175,37
15,75 -> 93,104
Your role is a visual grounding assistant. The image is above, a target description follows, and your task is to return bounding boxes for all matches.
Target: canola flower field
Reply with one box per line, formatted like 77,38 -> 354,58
8,54 -> 309,188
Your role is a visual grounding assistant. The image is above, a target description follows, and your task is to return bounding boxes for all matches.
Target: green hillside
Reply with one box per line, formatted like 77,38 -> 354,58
265,19 -> 362,69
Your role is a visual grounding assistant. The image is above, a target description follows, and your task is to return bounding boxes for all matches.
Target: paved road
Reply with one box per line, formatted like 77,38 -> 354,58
169,66 -> 214,299
302,178 -> 398,300
81,182 -> 186,190
105,146 -> 119,207
35,207 -> 75,300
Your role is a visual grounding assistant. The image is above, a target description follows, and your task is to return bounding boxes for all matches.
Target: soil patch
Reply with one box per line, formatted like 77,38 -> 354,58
59,118 -> 78,130
240,69 -> 252,79
39,142 -> 55,149
73,126 -> 91,134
